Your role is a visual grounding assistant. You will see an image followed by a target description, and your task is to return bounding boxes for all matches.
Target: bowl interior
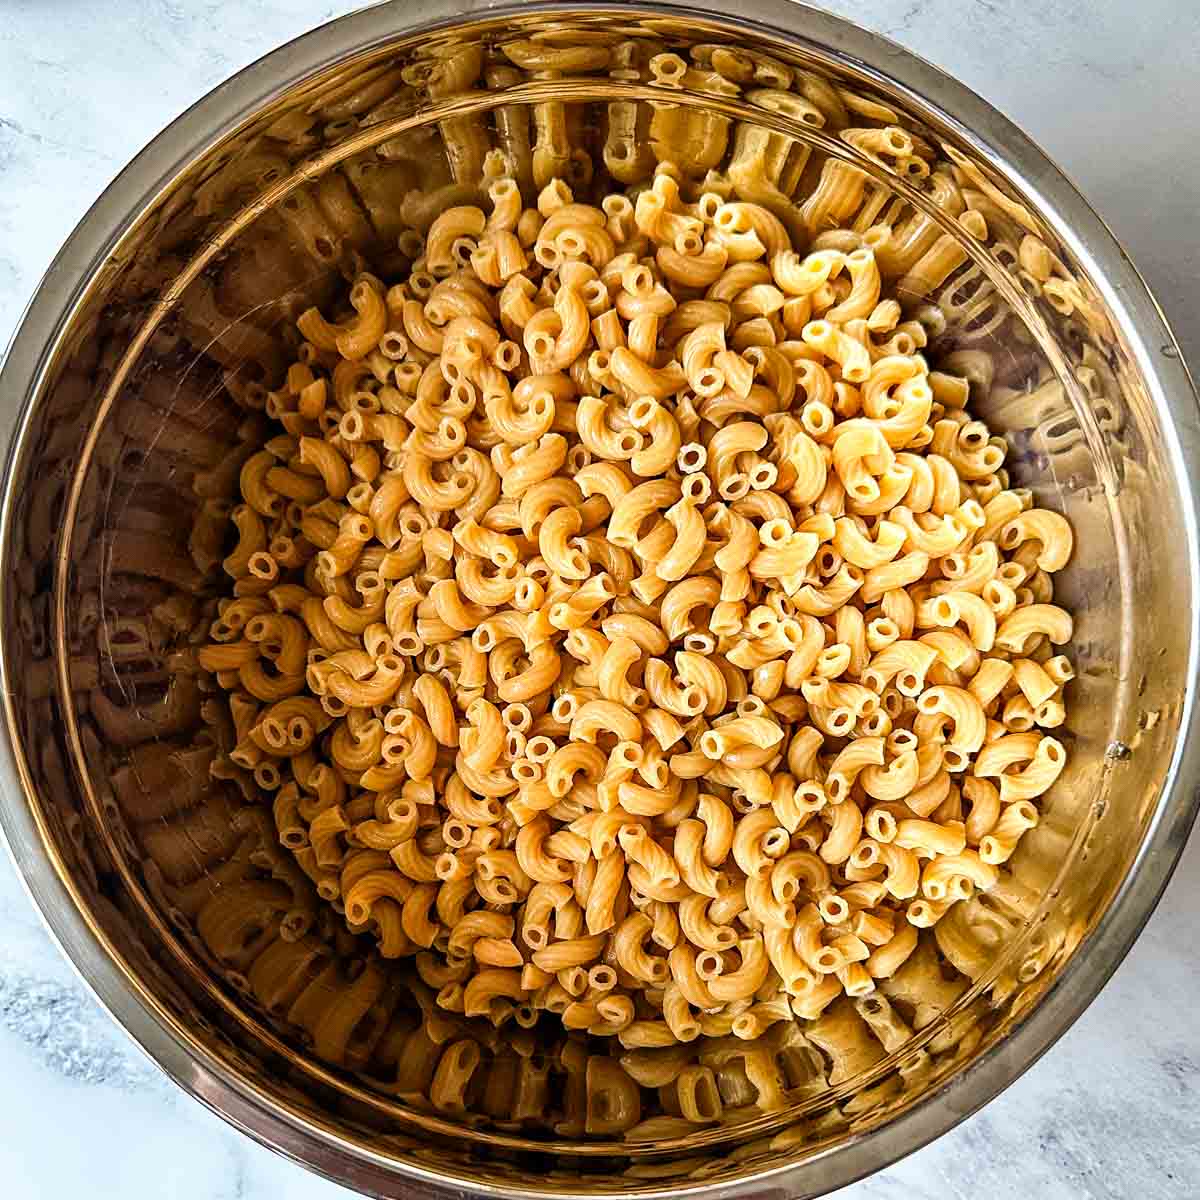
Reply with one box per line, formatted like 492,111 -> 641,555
0,4 -> 1193,1196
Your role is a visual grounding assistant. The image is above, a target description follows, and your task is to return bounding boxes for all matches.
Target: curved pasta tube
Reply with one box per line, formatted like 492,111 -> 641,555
996,736 -> 1067,803
916,685 -> 987,754
608,479 -> 680,547
994,603 -> 1074,653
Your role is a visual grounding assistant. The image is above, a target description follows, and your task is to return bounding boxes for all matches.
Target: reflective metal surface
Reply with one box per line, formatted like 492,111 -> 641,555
0,2 -> 1197,1196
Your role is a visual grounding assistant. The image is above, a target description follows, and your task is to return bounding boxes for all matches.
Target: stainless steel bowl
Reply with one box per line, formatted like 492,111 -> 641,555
1,2 -> 1197,1196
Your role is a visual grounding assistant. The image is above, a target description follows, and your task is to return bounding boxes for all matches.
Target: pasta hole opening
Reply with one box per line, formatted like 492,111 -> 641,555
944,747 -> 969,771
814,949 -> 841,973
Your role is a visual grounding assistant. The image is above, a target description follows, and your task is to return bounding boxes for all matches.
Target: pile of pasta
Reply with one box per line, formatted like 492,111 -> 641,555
198,163 -> 1074,1055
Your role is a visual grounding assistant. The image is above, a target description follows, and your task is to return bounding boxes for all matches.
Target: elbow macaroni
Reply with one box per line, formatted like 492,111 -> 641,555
196,156 -> 1076,1127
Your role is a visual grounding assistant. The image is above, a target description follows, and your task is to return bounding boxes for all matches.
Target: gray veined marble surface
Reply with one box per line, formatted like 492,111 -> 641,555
1,1 -> 1198,1197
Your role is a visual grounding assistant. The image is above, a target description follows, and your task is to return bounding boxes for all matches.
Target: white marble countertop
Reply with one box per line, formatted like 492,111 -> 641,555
1,2 -> 1197,1197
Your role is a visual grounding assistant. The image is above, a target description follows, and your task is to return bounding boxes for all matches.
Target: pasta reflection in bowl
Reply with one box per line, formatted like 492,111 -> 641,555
0,2 -> 1197,1197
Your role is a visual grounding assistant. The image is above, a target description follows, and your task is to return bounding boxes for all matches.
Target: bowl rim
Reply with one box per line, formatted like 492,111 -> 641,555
1,2 -> 1198,1197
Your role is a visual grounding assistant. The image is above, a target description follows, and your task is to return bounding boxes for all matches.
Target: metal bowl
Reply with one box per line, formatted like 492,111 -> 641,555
0,2 -> 1197,1196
